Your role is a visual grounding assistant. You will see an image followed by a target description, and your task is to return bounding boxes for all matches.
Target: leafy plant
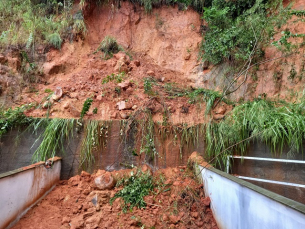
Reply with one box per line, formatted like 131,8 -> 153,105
0,104 -> 34,138
206,97 -> 305,168
102,72 -> 125,84
46,32 -> 62,49
143,77 -> 156,95
110,170 -> 154,213
32,118 -> 75,162
80,98 -> 93,121
96,36 -> 120,59
93,107 -> 98,114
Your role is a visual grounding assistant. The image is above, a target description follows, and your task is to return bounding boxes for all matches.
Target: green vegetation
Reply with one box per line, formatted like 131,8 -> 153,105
110,170 -> 154,212
95,36 -> 120,59
0,0 -> 86,49
0,104 -> 34,138
201,0 -> 289,66
80,98 -> 93,121
102,72 -> 125,84
32,118 -> 75,162
79,120 -> 100,169
205,97 -> 305,168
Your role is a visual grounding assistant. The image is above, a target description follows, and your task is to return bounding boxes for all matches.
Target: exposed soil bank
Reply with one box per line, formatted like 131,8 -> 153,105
12,166 -> 218,229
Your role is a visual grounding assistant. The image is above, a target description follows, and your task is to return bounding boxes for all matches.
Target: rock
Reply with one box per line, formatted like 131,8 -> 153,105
61,216 -> 70,225
69,105 -> 81,117
215,106 -> 226,115
68,175 -> 81,186
116,101 -> 132,110
43,62 -> 63,75
146,70 -> 155,76
87,191 -> 110,206
110,112 -> 117,119
114,57 -> 129,73
63,101 -> 70,109
162,214 -> 169,221
117,81 -> 131,90
120,112 -> 129,119
169,215 -> 179,224
141,164 -> 153,175
70,215 -> 84,229
94,172 -> 116,190
202,197 -> 211,206
132,105 -> 137,110
85,214 -> 102,229
113,52 -> 129,62
96,95 -> 103,101
7,57 -> 20,71
51,87 -> 63,101
191,212 -> 199,218
184,53 -> 191,60
133,60 -> 140,67
81,171 -> 91,177
0,54 -> 7,64
161,77 -> 165,82
213,114 -> 224,120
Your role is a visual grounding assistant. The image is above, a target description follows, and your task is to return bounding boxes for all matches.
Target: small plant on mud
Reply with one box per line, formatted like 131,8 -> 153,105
80,98 -> 93,121
143,77 -> 156,95
110,170 -> 154,213
102,72 -> 125,84
96,36 -> 120,59
93,107 -> 98,114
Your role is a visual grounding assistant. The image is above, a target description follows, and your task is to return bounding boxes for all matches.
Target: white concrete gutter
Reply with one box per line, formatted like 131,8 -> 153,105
0,157 -> 61,229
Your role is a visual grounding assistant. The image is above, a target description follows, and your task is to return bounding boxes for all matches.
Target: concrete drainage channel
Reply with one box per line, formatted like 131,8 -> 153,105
199,162 -> 305,229
0,157 -> 61,229
1,155 -> 305,229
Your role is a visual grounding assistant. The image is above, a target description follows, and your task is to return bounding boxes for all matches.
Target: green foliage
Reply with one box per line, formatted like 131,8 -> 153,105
200,0 -> 292,65
0,104 -> 34,138
110,171 -> 154,213
32,118 -> 75,162
80,98 -> 93,121
206,97 -> 305,168
44,88 -> 53,93
143,77 -> 156,95
46,32 -> 62,49
188,88 -> 222,114
96,36 -> 120,59
102,72 -> 125,84
272,30 -> 305,52
93,107 -> 98,114
79,120 -> 100,169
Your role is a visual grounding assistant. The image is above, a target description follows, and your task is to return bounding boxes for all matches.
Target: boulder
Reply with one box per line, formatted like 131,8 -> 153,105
94,172 -> 116,190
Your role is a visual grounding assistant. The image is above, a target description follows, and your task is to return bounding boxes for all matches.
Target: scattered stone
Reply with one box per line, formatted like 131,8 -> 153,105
116,101 -> 132,110
184,53 -> 191,60
61,217 -> 70,225
146,70 -> 155,76
87,191 -> 110,207
114,57 -> 129,73
68,175 -> 81,186
96,95 -> 103,101
169,215 -> 179,224
51,87 -> 63,101
81,171 -> 91,177
117,81 -> 131,90
161,77 -> 165,82
70,215 -> 84,229
69,105 -> 81,117
202,197 -> 211,207
94,172 -> 116,190
213,114 -> 224,121
215,106 -> 226,115
62,101 -> 70,109
120,112 -> 129,119
85,214 -> 102,229
110,112 -> 117,119
133,60 -> 140,67
132,105 -> 137,110
191,212 -> 199,218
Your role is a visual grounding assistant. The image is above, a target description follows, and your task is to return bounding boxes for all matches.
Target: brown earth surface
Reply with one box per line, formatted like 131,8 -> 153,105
12,166 -> 218,229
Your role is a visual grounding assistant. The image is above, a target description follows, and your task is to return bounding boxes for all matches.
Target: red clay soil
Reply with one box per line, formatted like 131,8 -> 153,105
12,167 -> 218,229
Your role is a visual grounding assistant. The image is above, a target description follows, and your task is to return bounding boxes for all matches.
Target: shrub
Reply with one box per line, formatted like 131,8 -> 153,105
46,32 -> 62,49
97,36 -> 120,59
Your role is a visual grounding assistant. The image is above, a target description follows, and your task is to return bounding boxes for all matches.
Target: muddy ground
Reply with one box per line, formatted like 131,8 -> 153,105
12,166 -> 218,229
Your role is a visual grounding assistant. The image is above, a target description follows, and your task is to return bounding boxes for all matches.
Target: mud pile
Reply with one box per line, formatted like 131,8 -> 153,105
12,166 -> 218,229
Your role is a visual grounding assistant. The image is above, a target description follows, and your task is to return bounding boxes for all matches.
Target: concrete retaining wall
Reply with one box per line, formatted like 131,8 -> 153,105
199,164 -> 305,229
0,158 -> 61,229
